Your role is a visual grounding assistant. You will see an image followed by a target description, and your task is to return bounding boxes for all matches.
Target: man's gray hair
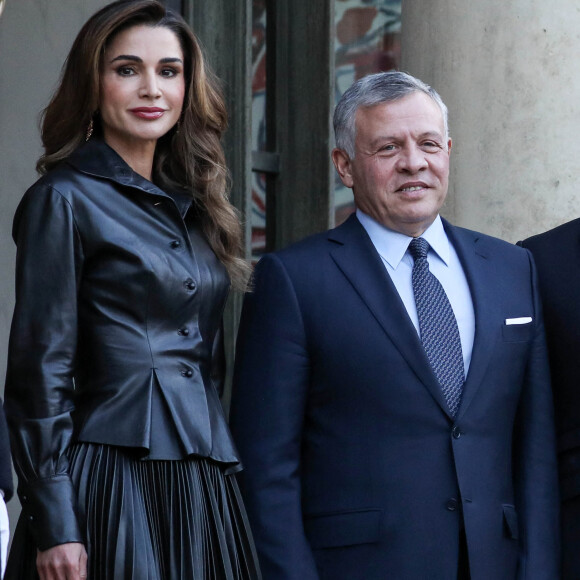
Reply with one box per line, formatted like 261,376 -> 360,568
333,71 -> 449,158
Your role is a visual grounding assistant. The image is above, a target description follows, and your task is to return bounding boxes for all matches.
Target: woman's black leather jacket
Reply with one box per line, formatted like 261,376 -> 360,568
4,139 -> 239,550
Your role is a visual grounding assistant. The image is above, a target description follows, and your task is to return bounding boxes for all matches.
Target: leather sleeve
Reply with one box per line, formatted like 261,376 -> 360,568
4,183 -> 84,550
211,322 -> 226,399
230,254 -> 320,580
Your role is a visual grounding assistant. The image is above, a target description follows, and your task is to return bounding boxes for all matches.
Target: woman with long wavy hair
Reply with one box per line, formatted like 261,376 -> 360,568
4,1 -> 259,578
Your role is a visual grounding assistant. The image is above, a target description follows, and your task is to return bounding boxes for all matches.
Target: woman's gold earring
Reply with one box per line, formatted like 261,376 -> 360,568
85,118 -> 94,142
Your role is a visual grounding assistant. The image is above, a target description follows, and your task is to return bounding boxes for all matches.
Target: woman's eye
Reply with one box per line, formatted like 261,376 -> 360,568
160,68 -> 179,78
116,66 -> 135,77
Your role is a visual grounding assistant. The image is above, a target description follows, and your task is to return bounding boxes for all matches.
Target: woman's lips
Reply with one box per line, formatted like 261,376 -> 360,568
130,108 -> 165,120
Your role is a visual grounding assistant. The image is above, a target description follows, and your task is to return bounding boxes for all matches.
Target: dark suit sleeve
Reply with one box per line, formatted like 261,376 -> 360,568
230,254 -> 320,580
4,184 -> 84,550
513,250 -> 560,579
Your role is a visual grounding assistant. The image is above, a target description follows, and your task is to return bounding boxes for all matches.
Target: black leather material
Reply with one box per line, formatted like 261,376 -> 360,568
4,138 -> 238,550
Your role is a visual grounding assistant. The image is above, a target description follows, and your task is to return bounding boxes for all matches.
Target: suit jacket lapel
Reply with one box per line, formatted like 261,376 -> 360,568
444,221 -> 501,419
329,215 -> 450,416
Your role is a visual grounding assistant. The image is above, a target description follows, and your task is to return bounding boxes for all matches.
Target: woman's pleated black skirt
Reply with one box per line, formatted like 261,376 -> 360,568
6,443 -> 261,579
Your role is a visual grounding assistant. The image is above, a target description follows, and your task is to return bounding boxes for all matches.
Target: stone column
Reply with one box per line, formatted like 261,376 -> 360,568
401,0 -> 580,242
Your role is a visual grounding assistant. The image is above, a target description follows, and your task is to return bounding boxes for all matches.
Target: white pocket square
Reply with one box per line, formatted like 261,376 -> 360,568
505,317 -> 532,325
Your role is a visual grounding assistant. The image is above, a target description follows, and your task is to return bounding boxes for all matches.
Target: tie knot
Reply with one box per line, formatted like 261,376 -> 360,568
409,237 -> 429,261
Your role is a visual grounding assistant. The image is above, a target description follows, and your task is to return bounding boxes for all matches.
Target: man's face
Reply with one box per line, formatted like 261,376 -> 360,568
332,91 -> 451,237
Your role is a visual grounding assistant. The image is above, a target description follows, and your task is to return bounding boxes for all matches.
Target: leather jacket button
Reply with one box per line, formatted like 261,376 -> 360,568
184,278 -> 196,291
178,327 -> 190,336
170,240 -> 181,249
181,369 -> 193,378
452,426 -> 463,439
446,498 -> 459,511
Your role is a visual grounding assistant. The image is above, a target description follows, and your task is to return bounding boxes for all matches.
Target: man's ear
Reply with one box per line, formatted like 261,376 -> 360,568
331,148 -> 354,188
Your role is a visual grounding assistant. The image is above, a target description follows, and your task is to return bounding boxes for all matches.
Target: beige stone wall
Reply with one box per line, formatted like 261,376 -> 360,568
0,0 -> 108,533
402,0 -> 580,243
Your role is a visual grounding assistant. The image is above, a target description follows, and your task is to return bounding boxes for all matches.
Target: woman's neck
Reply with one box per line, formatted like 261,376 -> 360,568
103,135 -> 156,182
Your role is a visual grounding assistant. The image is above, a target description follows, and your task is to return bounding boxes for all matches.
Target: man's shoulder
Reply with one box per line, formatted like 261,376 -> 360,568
520,217 -> 580,251
276,229 -> 334,259
251,215 -> 369,289
444,220 -> 528,258
273,214 -> 362,262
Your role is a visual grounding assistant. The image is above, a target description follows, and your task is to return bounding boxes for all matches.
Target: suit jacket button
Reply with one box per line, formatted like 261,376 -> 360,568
181,369 -> 193,378
446,498 -> 459,511
170,240 -> 181,249
184,278 -> 196,291
178,327 -> 190,336
452,426 -> 463,439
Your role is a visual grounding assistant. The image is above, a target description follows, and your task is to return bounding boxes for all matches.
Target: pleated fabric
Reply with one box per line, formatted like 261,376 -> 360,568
6,443 -> 261,580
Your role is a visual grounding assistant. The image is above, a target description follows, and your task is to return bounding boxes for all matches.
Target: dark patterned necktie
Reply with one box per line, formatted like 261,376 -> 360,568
409,237 -> 464,417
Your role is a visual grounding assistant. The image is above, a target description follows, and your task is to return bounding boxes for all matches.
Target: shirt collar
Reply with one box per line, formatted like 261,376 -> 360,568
356,209 -> 450,269
66,138 -> 193,217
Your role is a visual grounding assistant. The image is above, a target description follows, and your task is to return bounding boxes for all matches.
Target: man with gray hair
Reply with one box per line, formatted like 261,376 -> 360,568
230,71 -> 560,579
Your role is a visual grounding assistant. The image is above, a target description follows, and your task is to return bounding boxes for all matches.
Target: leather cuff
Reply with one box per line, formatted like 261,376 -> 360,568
18,475 -> 83,551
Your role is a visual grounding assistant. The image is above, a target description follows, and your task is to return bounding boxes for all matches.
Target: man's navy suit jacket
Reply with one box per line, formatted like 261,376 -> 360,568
230,214 -> 560,580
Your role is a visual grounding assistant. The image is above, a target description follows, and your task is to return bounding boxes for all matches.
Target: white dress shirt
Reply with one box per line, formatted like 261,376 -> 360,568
356,210 -> 475,375
0,491 -> 8,578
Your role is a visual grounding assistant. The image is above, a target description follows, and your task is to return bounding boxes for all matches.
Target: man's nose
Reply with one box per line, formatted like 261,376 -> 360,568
396,145 -> 428,173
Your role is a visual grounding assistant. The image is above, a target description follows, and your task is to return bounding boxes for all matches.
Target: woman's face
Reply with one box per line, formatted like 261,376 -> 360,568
99,24 -> 186,158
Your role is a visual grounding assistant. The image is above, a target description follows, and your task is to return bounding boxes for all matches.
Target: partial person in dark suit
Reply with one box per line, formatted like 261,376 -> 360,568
0,0 -> 16,576
0,402 -> 12,578
521,220 -> 580,579
229,71 -> 560,580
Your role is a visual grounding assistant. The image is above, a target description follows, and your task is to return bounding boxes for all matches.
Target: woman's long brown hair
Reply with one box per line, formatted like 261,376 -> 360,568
37,0 -> 250,290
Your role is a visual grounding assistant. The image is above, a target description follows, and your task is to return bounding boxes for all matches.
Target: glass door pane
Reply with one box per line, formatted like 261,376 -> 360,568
333,0 -> 402,225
